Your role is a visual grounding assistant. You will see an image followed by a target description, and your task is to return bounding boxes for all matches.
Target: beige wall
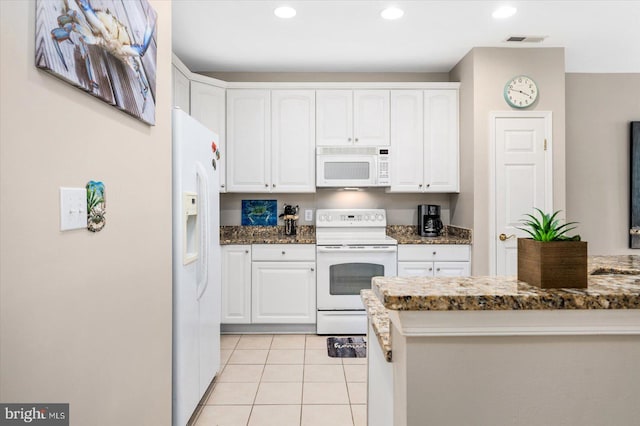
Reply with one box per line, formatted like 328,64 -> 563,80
200,71 -> 449,82
449,50 -> 475,230
0,1 -> 173,425
220,191 -> 452,226
566,73 -> 640,254
450,47 -> 566,274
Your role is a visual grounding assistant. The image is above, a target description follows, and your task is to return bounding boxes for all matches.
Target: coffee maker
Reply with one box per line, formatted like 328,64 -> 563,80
279,204 -> 299,236
418,204 -> 443,237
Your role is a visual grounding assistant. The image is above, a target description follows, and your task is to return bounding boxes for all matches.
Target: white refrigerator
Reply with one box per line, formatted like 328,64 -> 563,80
172,108 -> 221,426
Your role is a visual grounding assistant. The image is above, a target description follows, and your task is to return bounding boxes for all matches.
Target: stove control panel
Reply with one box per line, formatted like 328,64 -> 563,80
316,209 -> 386,227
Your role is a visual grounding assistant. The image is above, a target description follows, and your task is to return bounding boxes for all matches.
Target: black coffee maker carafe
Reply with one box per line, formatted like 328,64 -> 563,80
418,204 -> 443,237
279,204 -> 299,236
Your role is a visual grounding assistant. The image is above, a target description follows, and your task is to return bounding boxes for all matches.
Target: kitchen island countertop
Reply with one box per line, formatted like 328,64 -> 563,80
362,255 -> 640,362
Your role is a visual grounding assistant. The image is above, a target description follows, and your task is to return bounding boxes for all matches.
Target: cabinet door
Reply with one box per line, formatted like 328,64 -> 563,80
397,262 -> 434,277
433,262 -> 470,277
354,90 -> 390,146
226,90 -> 271,192
221,246 -> 252,324
389,90 -> 424,192
316,90 -> 353,146
424,90 -> 459,192
272,90 -> 316,193
252,261 -> 316,324
191,81 -> 226,192
172,64 -> 190,113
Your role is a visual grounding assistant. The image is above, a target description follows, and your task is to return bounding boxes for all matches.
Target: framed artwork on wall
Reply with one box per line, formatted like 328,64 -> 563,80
35,0 -> 158,125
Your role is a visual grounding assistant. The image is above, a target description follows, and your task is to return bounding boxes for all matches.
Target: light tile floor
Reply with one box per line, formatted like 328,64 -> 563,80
193,334 -> 367,426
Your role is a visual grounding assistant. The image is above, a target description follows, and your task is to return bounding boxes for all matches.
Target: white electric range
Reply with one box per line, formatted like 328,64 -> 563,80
315,209 -> 397,335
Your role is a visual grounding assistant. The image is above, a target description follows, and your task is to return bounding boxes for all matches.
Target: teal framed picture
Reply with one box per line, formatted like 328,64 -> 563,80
241,200 -> 277,226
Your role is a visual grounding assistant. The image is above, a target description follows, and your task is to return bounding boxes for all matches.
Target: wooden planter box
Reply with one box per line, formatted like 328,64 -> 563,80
517,239 -> 588,289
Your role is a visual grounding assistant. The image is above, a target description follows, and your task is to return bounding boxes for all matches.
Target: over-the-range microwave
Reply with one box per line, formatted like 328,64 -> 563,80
316,146 -> 390,187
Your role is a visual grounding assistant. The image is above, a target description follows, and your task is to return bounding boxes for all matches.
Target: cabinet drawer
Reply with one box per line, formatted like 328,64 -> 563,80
252,244 -> 316,261
398,244 -> 470,262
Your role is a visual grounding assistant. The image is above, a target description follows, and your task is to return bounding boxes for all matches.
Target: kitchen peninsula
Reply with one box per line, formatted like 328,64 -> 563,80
363,255 -> 640,426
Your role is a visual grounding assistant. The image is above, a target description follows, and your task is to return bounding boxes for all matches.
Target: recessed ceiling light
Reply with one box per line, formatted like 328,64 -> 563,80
274,6 -> 296,19
381,6 -> 404,20
492,6 -> 517,19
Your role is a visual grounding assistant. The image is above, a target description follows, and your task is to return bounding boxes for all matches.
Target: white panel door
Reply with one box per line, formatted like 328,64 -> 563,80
221,245 -> 252,324
494,114 -> 551,275
191,81 -> 226,192
226,90 -> 271,192
424,90 -> 459,192
398,262 -> 434,277
172,64 -> 190,113
271,90 -> 316,192
316,90 -> 353,146
390,90 -> 424,192
354,90 -> 390,146
252,262 -> 316,324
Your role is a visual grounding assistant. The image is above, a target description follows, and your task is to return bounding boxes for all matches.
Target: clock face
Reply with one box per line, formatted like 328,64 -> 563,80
504,75 -> 538,108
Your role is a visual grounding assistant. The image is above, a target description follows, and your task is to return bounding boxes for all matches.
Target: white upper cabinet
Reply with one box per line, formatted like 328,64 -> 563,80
424,89 -> 459,192
271,90 -> 316,192
172,64 -> 190,113
190,81 -> 226,192
354,90 -> 390,146
226,89 -> 316,193
316,90 -> 389,146
390,90 -> 424,192
389,89 -> 459,193
226,89 -> 271,192
316,90 -> 353,145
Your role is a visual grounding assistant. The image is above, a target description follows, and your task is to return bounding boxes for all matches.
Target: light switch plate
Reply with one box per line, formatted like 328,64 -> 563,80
305,209 -> 313,221
60,187 -> 87,231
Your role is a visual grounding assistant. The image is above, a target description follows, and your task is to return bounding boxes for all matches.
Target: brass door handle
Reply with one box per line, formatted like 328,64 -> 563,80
499,233 -> 515,241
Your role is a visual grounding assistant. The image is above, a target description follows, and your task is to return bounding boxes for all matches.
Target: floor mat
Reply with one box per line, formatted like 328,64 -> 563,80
326,336 -> 367,358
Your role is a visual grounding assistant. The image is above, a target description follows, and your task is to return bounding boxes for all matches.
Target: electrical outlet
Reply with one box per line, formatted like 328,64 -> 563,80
305,209 -> 313,221
60,187 -> 87,231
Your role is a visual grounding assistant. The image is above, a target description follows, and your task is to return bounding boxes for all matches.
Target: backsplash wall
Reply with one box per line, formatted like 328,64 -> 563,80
220,189 -> 451,226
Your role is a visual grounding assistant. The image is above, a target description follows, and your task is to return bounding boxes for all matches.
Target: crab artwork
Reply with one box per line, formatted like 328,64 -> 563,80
35,0 -> 158,124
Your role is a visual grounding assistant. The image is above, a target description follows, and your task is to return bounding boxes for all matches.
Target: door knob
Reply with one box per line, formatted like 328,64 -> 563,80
499,233 -> 515,241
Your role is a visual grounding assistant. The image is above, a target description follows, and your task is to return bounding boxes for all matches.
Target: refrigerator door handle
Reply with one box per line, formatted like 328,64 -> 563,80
196,164 -> 209,301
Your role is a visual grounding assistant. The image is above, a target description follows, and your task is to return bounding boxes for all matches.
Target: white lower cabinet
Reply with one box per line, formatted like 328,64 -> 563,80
252,261 -> 316,323
222,244 -> 316,324
397,245 -> 471,277
221,245 -> 252,324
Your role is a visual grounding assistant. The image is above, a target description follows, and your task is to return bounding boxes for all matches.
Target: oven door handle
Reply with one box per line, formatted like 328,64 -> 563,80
317,246 -> 397,253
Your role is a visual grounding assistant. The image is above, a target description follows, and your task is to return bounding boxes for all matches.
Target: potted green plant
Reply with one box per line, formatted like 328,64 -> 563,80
517,209 -> 587,289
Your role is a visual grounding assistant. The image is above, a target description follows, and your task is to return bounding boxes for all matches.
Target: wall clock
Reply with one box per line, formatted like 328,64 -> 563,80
504,75 -> 538,108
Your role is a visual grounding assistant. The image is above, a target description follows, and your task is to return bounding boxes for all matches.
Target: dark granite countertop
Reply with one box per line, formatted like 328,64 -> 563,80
220,225 -> 315,245
387,225 -> 472,245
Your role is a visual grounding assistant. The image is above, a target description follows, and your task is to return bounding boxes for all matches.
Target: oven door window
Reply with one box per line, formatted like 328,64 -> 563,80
329,263 -> 384,295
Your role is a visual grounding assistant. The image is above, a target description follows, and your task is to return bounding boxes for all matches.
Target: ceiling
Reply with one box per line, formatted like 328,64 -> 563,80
172,1 -> 640,74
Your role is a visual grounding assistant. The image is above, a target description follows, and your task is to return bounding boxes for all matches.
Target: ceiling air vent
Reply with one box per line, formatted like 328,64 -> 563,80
505,35 -> 547,43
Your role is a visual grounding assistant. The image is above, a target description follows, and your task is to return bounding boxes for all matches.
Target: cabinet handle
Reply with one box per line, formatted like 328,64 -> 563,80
429,267 -> 433,271
348,137 -> 352,142
272,184 -> 276,188
310,268 -> 315,272
426,183 -> 431,188
433,251 -> 437,255
264,183 -> 268,188
419,184 -> 423,188
437,268 -> 441,272
221,184 -> 225,188
281,251 -> 286,255
355,138 -> 359,142
245,250 -> 249,254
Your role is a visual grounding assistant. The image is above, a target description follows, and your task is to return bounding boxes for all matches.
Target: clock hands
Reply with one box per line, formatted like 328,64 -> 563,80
509,88 -> 529,95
